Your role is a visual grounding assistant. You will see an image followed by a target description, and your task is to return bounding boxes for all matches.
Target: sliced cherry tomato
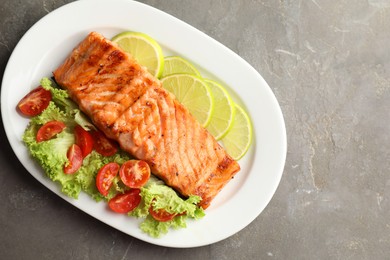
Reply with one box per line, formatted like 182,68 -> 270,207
119,160 -> 151,188
74,125 -> 93,158
36,120 -> 66,143
108,189 -> 141,214
149,206 -> 177,222
91,130 -> 118,157
17,86 -> 51,117
63,144 -> 83,174
96,162 -> 120,196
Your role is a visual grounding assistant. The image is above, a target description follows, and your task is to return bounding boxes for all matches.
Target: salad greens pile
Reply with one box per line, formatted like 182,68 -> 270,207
22,77 -> 204,237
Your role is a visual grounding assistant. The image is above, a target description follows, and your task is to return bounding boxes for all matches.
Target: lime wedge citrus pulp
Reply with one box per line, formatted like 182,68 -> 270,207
161,74 -> 214,127
204,79 -> 235,140
221,104 -> 252,160
112,31 -> 164,78
161,56 -> 201,78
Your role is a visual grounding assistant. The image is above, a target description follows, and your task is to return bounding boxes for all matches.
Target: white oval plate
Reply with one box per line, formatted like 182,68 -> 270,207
1,0 -> 286,248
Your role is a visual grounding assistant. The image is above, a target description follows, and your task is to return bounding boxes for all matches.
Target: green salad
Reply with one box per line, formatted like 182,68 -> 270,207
20,77 -> 204,238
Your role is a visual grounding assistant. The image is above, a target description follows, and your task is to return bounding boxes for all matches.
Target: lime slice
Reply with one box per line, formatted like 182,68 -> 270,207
112,31 -> 164,78
161,56 -> 201,78
204,79 -> 235,140
161,74 -> 214,127
221,104 -> 252,160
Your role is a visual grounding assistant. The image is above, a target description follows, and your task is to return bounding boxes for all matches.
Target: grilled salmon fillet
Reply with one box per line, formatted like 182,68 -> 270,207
53,32 -> 240,208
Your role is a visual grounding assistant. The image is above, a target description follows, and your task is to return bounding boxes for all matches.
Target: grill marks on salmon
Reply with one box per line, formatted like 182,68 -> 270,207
53,32 -> 240,208
54,34 -> 156,136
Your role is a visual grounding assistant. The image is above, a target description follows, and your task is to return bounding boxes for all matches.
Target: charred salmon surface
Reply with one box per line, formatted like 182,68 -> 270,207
53,32 -> 240,208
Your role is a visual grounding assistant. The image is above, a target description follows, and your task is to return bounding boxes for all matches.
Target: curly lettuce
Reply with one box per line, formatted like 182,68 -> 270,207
131,176 -> 205,237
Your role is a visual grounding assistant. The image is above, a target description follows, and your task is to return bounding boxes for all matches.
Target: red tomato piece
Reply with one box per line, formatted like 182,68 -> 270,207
96,162 -> 120,196
74,125 -> 93,158
108,189 -> 141,214
17,86 -> 51,117
91,130 -> 118,156
119,160 -> 151,188
63,144 -> 83,174
149,206 -> 177,222
36,120 -> 66,143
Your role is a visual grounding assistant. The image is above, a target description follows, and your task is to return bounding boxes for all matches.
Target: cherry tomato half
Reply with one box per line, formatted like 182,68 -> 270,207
91,130 -> 118,157
36,120 -> 66,143
17,86 -> 51,117
96,162 -> 120,196
74,125 -> 93,158
119,160 -> 151,188
63,144 -> 83,174
149,206 -> 177,222
108,189 -> 141,214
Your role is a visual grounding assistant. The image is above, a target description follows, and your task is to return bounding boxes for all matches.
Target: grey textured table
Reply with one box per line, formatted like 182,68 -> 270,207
1,0 -> 389,259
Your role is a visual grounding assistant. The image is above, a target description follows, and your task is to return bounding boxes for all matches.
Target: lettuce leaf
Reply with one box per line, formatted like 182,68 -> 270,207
130,176 -> 205,237
41,77 -> 78,114
24,127 -> 80,197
